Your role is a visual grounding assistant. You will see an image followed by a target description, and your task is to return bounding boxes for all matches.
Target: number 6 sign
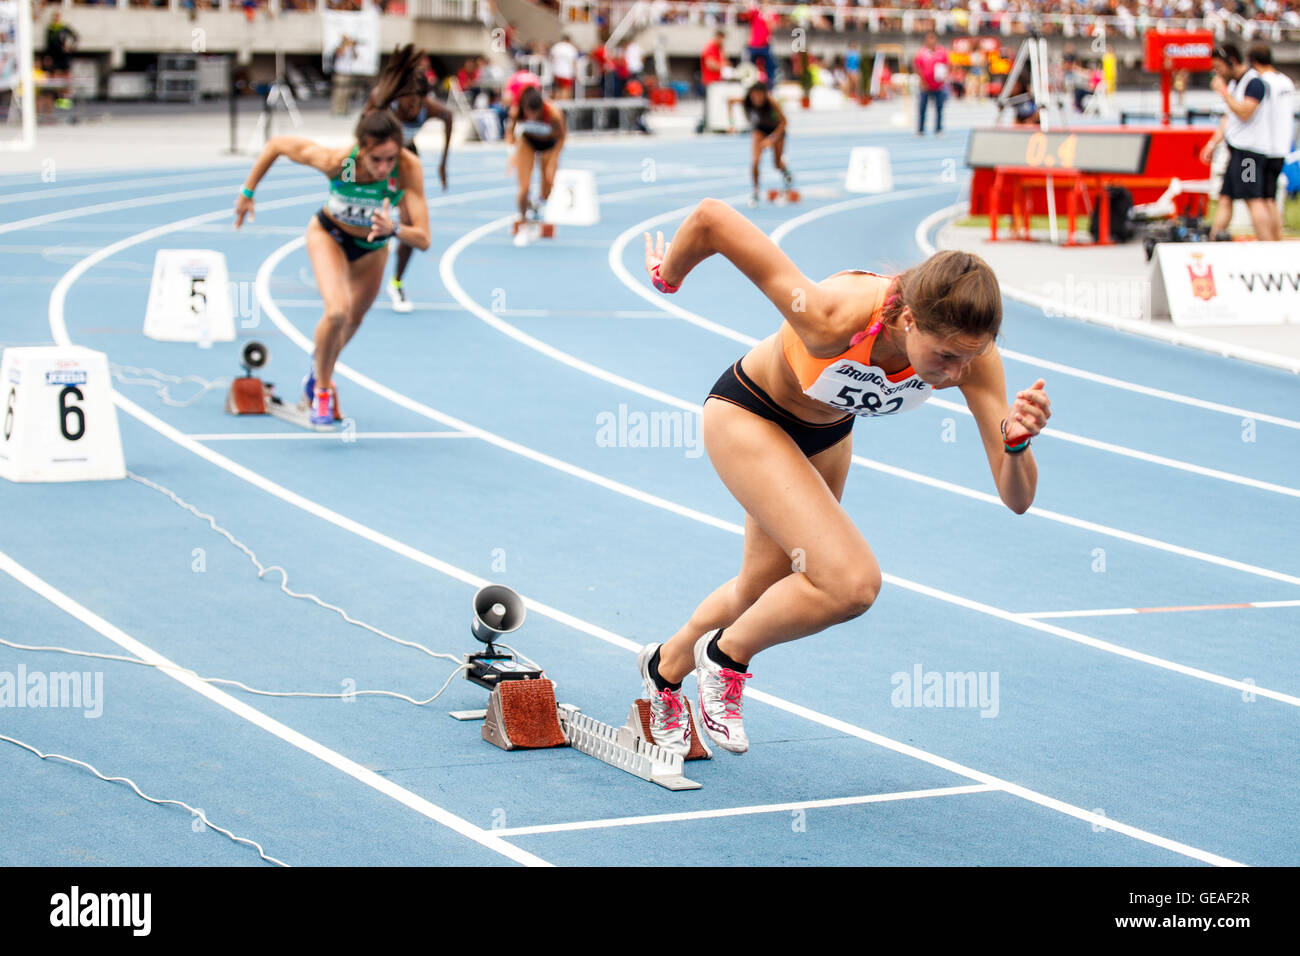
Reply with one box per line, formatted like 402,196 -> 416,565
0,346 -> 125,483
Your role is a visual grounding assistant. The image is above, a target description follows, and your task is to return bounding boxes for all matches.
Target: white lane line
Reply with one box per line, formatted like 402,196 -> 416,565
0,168 -> 519,238
926,395 -> 1300,500
0,167 -> 264,205
273,298 -> 675,319
492,784 -> 998,837
912,201 -> 1300,393
187,431 -> 475,441
0,176 -> 316,236
260,238 -> 744,535
453,198 -> 1300,587
52,386 -> 1254,867
1024,599 -> 1300,619
0,547 -> 551,868
608,185 -> 965,346
769,197 -> 1300,498
886,575 -> 1299,705
51,191 -> 1254,867
767,180 -> 971,246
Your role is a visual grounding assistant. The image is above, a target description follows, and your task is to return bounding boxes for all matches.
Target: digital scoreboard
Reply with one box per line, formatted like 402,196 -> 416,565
965,129 -> 1153,175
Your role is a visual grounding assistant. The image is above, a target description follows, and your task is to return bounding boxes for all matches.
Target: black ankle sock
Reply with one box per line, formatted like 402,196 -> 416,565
706,629 -> 748,671
648,647 -> 682,693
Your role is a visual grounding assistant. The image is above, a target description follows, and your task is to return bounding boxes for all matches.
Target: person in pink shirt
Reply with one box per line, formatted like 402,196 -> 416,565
913,32 -> 950,136
747,3 -> 776,89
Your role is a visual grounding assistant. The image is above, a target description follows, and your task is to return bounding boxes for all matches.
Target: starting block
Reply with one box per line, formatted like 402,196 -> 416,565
512,219 -> 555,240
224,341 -> 340,430
225,379 -> 339,431
543,168 -> 600,227
767,188 -> 801,204
845,146 -> 893,194
472,679 -> 710,791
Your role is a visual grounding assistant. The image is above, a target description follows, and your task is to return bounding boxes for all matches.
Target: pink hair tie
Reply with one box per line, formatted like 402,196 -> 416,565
850,321 -> 883,348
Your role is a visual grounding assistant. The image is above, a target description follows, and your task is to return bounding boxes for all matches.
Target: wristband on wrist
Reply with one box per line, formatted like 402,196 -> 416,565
1001,418 -> 1031,454
241,186 -> 255,199
392,220 -> 401,239
651,263 -> 680,294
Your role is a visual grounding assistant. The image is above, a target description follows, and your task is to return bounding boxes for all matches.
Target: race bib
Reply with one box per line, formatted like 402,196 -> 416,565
518,120 -> 554,138
933,62 -> 949,82
804,360 -> 932,417
326,194 -> 384,228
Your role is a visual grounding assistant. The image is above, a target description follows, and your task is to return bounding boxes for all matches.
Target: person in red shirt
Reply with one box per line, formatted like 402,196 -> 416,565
700,29 -> 726,89
913,32 -> 950,135
747,3 -> 776,89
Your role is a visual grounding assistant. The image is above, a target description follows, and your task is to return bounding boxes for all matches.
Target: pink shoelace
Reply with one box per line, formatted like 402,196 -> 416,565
656,688 -> 686,731
719,668 -> 753,719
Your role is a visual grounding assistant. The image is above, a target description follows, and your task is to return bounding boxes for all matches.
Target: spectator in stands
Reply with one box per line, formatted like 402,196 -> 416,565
625,38 -> 645,92
1008,75 -> 1040,125
331,36 -> 358,116
747,2 -> 777,88
844,41 -> 862,99
589,43 -> 616,97
913,31 -> 950,135
700,29 -> 727,95
1202,42 -> 1277,240
550,34 -> 579,100
43,10 -> 77,78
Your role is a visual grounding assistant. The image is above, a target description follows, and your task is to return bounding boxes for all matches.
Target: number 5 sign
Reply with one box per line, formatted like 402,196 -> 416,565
0,347 -> 125,483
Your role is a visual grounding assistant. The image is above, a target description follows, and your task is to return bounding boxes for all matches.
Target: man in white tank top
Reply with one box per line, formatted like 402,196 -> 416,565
1248,43 -> 1295,241
1201,43 -> 1276,241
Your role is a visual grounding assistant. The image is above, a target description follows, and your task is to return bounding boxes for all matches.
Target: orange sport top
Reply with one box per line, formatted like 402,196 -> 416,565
780,271 -> 933,417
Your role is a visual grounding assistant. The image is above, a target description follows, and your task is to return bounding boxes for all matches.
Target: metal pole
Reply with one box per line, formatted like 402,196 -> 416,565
228,58 -> 238,154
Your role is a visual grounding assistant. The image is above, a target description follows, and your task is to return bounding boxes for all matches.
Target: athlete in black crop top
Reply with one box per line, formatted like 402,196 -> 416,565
729,82 -> 794,207
506,85 -> 567,234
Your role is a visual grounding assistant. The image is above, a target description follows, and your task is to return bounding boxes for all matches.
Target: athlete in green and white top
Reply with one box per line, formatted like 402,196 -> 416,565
234,108 -> 430,426
363,44 -> 454,312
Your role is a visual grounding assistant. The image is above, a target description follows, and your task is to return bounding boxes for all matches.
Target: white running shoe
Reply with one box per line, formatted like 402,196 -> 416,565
694,630 -> 752,754
387,280 -> 413,313
636,643 -> 691,759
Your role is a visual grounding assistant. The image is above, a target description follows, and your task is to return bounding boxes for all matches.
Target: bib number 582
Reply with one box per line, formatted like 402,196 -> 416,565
833,385 -> 903,415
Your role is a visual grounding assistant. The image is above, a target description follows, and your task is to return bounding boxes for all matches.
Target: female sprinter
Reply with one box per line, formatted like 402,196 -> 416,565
506,84 -> 566,242
364,44 -> 454,313
729,82 -> 794,206
233,109 -> 430,426
636,200 -> 1051,756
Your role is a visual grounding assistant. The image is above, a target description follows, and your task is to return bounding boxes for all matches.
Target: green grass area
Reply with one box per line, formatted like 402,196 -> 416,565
958,196 -> 1300,237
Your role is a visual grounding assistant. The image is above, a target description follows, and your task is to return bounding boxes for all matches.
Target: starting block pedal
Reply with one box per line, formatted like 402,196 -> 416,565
482,678 -> 567,750
628,699 -> 712,761
767,188 -> 800,204
471,680 -> 704,790
512,220 -> 555,240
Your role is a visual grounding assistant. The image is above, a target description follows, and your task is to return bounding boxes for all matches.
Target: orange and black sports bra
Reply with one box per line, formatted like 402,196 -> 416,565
779,270 -> 933,418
